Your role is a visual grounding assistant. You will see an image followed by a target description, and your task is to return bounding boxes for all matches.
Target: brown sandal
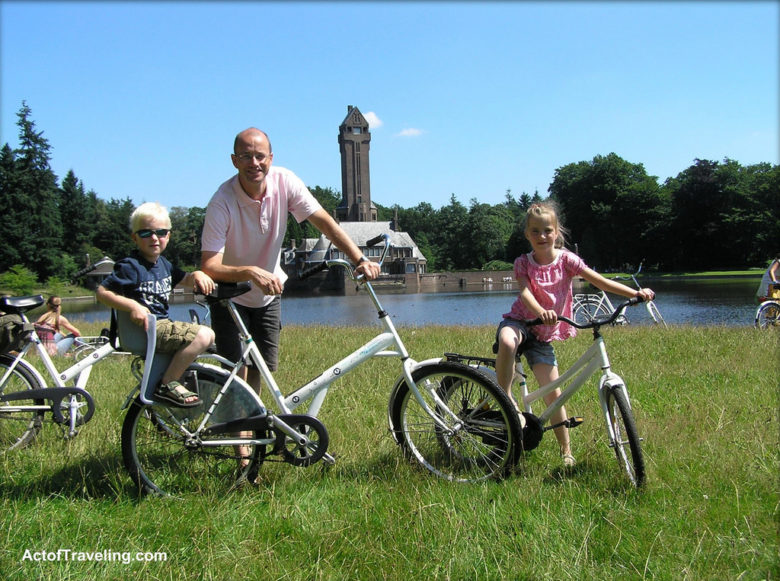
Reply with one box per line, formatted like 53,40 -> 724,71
154,381 -> 201,408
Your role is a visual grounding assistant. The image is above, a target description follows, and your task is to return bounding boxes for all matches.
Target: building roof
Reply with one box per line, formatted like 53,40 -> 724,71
336,222 -> 427,261
293,221 -> 427,262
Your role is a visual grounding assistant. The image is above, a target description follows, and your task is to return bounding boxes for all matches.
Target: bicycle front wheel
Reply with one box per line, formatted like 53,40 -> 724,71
0,354 -> 45,451
121,364 -> 267,496
755,301 -> 780,329
605,386 -> 645,487
573,299 -> 611,326
389,362 -> 522,483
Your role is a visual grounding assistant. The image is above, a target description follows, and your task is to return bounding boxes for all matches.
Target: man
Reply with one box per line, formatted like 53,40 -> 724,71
201,127 -> 380,391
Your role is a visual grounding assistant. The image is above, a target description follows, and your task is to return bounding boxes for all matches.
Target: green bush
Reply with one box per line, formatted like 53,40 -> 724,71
0,265 -> 38,295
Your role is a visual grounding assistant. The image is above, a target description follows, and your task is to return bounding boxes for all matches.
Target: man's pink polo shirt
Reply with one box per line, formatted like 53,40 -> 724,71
201,167 -> 322,308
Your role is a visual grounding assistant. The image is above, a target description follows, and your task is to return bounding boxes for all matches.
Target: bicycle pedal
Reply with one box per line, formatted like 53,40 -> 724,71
545,416 -> 584,431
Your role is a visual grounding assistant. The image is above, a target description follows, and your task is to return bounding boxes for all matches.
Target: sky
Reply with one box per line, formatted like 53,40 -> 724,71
1,1 -> 778,212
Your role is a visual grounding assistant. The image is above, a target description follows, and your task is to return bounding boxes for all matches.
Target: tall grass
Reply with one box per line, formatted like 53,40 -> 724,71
1,322 -> 777,580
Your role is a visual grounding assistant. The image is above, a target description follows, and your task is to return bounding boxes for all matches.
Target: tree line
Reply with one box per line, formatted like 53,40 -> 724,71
1,102 -> 778,289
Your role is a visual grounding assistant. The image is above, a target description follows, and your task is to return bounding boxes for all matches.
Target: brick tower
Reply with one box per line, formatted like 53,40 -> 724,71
337,105 -> 376,222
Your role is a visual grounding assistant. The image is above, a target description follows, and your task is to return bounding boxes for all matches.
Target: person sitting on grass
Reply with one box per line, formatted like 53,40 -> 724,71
35,295 -> 82,356
96,202 -> 215,408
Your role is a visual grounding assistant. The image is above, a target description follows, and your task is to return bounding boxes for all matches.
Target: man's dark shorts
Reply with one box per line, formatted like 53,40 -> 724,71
210,297 -> 281,371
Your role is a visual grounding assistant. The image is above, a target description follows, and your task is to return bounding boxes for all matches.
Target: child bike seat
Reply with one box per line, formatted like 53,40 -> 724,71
115,311 -> 173,406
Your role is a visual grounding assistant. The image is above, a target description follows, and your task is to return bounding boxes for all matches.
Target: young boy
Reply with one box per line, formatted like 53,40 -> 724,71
97,202 -> 216,408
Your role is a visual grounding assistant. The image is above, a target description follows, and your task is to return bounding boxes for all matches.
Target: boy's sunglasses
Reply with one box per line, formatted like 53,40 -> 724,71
135,228 -> 170,239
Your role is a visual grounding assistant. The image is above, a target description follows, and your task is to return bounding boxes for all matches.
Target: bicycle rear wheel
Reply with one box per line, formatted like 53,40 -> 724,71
755,301 -> 780,329
605,386 -> 645,487
121,364 -> 267,496
573,299 -> 611,326
388,362 -> 522,483
0,355 -> 44,451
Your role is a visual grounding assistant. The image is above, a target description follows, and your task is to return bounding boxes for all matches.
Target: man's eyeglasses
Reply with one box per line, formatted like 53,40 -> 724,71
235,152 -> 270,163
135,228 -> 170,239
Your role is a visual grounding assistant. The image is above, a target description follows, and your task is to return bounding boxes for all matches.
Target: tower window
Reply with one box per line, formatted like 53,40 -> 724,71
352,127 -> 362,134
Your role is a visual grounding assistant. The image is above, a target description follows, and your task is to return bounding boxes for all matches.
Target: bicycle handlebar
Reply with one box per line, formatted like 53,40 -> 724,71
200,281 -> 252,302
527,297 -> 644,329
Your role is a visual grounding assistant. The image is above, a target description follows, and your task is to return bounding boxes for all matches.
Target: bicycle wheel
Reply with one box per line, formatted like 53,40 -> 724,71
573,299 -> 611,326
0,354 -> 45,451
388,362 -> 522,483
755,301 -> 780,329
647,301 -> 668,328
605,386 -> 645,487
121,364 -> 267,496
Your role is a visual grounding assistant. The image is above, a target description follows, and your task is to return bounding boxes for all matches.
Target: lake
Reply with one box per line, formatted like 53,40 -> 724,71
58,276 -> 762,328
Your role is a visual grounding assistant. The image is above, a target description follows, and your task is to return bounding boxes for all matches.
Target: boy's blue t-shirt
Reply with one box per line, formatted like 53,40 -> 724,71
100,254 -> 185,319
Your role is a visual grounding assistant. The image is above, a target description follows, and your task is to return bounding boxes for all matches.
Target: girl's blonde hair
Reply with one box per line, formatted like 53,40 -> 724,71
129,202 -> 171,233
522,200 -> 569,249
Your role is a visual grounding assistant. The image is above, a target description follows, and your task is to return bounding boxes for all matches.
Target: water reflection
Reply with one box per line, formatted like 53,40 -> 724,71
54,276 -> 761,328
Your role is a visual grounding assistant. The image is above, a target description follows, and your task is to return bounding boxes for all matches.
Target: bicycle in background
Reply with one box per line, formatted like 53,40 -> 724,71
0,295 -> 110,450
574,261 -> 667,328
754,283 -> 780,329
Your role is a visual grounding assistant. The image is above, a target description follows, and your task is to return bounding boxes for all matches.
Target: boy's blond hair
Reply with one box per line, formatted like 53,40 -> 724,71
129,202 -> 171,233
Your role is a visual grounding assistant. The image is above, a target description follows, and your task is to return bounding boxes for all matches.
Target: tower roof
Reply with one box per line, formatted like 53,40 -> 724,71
341,105 -> 369,129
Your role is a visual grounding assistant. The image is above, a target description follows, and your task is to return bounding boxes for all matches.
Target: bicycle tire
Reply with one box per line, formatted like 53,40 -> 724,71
388,362 -> 522,483
755,301 -> 780,329
605,386 -> 645,487
573,298 -> 611,326
121,363 -> 267,496
0,354 -> 45,451
647,301 -> 668,328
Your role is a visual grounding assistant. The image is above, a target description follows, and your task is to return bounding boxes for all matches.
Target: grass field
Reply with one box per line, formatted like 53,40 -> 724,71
1,321 -> 777,580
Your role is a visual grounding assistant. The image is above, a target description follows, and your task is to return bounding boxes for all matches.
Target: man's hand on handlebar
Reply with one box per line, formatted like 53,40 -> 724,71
355,260 -> 381,280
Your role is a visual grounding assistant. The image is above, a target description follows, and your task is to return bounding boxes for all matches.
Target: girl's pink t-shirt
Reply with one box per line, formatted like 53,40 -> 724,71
502,249 -> 587,342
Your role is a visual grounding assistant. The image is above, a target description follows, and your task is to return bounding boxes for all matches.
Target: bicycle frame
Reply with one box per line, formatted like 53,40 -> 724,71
179,237 -> 462,458
517,330 -> 628,440
1,325 -> 116,391
208,268 -> 455,437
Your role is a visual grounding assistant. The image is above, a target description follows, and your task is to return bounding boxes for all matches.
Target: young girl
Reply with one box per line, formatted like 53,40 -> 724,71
495,201 -> 654,467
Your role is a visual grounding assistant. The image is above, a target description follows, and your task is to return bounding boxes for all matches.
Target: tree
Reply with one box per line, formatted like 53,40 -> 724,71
467,199 -> 513,268
168,206 -> 206,268
549,153 -> 662,270
93,197 -> 136,261
664,158 -> 780,269
437,195 -> 470,270
60,170 -> 96,250
12,102 -> 63,278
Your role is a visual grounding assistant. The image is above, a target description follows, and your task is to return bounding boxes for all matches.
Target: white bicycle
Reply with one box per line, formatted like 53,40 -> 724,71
120,235 -> 524,496
574,261 -> 666,328
448,297 -> 648,488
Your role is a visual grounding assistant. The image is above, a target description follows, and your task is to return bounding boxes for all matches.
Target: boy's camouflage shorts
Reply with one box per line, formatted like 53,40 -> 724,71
154,319 -> 203,354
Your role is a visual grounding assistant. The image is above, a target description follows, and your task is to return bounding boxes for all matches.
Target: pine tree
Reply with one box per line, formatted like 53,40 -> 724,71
12,102 -> 63,277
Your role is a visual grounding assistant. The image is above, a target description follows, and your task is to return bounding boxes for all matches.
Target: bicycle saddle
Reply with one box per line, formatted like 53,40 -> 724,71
0,294 -> 45,314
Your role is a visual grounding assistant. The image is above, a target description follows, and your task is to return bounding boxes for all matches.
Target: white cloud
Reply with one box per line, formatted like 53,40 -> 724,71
363,111 -> 383,129
396,128 -> 424,137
